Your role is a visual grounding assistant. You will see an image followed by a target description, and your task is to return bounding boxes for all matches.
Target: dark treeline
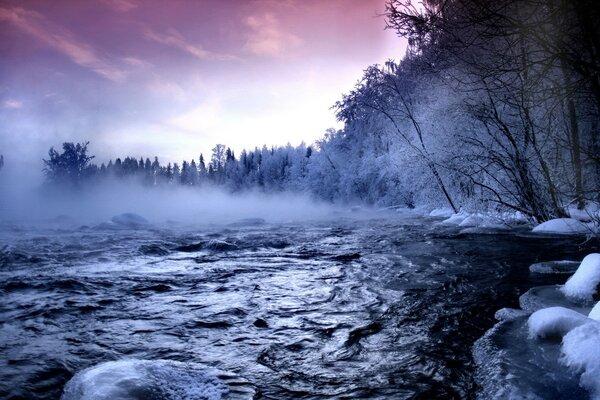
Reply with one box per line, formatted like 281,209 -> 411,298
40,0 -> 600,222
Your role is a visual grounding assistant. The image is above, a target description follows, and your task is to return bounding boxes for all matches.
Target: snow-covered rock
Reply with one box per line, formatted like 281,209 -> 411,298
473,316 -> 585,399
561,253 -> 600,302
61,360 -> 226,400
532,218 -> 589,234
61,359 -> 255,400
561,323 -> 600,400
528,307 -> 591,339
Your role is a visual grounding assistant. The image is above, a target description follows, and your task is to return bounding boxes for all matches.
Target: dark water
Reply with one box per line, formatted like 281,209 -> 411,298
0,212 -> 597,399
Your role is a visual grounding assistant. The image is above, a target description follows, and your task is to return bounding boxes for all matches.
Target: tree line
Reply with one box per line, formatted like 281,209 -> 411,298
328,0 -> 600,221
40,0 -> 600,222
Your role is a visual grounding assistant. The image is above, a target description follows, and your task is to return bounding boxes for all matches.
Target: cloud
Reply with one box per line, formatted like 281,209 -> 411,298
2,99 -> 22,109
99,0 -> 138,13
243,12 -> 302,57
0,6 -> 126,82
143,28 -> 238,61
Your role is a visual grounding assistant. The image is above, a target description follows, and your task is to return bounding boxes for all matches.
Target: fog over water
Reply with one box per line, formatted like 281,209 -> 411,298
0,174 -> 337,226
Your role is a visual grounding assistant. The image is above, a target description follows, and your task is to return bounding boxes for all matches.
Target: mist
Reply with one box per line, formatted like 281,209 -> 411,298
0,175 -> 339,227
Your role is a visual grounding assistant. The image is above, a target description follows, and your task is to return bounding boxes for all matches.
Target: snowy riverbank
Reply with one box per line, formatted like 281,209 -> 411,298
423,202 -> 600,236
474,254 -> 600,399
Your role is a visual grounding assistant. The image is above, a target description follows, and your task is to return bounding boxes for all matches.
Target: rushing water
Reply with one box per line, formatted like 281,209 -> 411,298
0,211 -> 597,399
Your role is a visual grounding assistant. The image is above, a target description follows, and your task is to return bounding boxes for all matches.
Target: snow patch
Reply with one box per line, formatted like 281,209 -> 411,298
590,302 -> 600,321
532,218 -> 589,234
567,202 -> 600,222
428,208 -> 454,218
61,360 -> 228,400
561,323 -> 600,400
561,253 -> 600,302
440,212 -> 469,225
527,307 -> 590,339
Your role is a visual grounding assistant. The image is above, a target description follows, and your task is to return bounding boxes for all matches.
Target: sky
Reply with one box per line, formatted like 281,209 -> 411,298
0,0 -> 404,168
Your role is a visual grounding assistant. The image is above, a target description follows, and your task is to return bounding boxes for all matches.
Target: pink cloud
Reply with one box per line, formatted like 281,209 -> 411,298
143,28 -> 238,61
2,99 -> 23,109
99,0 -> 138,13
0,6 -> 126,82
243,12 -> 302,57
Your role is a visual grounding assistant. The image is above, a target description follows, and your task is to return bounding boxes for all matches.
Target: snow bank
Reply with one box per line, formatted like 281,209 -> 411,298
440,210 -> 528,229
561,253 -> 600,302
532,218 -> 589,234
441,212 -> 469,225
568,202 -> 600,222
527,307 -> 590,339
61,360 -> 230,400
561,323 -> 600,400
428,208 -> 454,218
590,302 -> 600,321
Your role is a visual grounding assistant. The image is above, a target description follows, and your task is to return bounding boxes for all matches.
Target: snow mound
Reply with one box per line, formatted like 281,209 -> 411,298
561,253 -> 600,302
561,323 -> 600,400
441,212 -> 469,225
532,218 -> 589,234
590,302 -> 600,321
527,307 -> 590,339
529,260 -> 580,275
61,360 -> 254,400
111,213 -> 149,227
458,214 -> 486,227
428,208 -> 454,218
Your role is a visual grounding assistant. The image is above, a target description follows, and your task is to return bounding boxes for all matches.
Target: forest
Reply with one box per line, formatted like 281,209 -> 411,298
24,0 -> 600,223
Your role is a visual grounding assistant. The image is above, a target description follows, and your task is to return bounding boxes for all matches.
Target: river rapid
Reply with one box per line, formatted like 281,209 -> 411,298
0,211 -> 596,399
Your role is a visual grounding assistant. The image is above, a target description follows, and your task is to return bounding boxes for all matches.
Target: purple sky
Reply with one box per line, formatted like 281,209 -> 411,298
0,0 -> 404,166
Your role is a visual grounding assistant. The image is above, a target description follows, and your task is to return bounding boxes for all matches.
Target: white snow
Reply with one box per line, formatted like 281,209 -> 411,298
428,208 -> 454,218
532,218 -> 589,234
441,212 -> 469,225
439,210 -> 529,229
527,307 -> 590,339
61,360 -> 227,400
561,323 -> 600,400
590,302 -> 600,321
568,202 -> 600,222
561,253 -> 600,302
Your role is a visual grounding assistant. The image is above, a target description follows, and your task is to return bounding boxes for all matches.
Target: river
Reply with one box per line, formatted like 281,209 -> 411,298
0,211 -> 596,399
